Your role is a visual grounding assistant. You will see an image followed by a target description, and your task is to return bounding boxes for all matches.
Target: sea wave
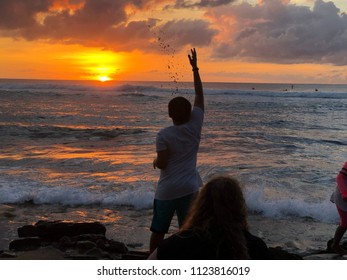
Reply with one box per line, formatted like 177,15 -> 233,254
245,186 -> 338,223
0,124 -> 146,140
0,175 -> 339,223
0,181 -> 154,210
115,84 -> 164,93
205,89 -> 347,99
0,80 -> 92,93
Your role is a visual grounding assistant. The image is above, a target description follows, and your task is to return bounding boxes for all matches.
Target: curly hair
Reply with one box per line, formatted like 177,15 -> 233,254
180,175 -> 249,259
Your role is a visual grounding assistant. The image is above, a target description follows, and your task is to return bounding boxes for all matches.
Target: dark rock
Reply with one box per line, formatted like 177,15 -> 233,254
9,221 -> 133,260
58,236 -> 76,249
34,220 -> 106,240
77,241 -> 97,254
74,234 -> 107,243
9,237 -> 41,251
16,220 -> 107,241
18,225 -> 39,238
105,239 -> 128,254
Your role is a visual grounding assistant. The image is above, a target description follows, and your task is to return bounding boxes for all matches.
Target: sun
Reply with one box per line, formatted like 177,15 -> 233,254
74,51 -> 124,81
98,76 -> 110,82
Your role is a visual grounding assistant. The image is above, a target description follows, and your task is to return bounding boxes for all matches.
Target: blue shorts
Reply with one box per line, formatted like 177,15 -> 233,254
150,192 -> 197,233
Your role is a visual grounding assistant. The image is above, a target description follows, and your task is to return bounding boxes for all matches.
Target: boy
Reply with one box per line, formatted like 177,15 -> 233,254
150,48 -> 204,253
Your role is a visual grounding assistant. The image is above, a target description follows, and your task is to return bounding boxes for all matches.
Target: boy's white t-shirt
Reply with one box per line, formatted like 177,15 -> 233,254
155,106 -> 204,200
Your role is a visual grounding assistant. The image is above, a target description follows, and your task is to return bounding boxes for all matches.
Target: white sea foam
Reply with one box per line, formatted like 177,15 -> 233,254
0,177 -> 154,209
245,186 -> 338,223
0,173 -> 339,223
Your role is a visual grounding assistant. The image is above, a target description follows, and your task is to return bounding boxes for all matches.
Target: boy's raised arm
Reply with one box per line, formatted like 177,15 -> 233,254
188,48 -> 204,112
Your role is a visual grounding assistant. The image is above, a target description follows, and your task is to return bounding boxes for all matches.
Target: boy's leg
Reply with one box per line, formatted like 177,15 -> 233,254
176,192 -> 198,228
149,199 -> 175,254
150,232 -> 166,254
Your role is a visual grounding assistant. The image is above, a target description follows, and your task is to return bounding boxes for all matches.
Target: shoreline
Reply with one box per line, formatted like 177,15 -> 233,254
0,203 -> 344,260
0,217 -> 346,260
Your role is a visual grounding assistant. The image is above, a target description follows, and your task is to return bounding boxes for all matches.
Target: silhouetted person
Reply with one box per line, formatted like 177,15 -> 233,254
149,48 -> 204,254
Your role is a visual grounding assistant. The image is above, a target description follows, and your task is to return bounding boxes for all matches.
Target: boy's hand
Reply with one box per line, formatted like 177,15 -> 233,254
188,48 -> 198,69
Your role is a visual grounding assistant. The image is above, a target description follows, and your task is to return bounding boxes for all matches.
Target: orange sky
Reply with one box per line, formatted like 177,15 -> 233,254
1,0 -> 347,84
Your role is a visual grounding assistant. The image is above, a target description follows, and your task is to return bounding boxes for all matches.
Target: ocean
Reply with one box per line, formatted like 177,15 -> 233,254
0,78 -> 346,254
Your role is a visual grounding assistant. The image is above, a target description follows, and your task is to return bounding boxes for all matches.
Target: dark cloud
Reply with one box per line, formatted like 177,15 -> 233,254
0,0 -> 216,52
39,0 -> 130,40
174,0 -> 236,8
211,0 -> 347,65
157,19 -> 217,48
0,0 -> 52,29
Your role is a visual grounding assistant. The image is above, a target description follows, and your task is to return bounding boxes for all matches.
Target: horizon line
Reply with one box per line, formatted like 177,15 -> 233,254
1,78 -> 347,86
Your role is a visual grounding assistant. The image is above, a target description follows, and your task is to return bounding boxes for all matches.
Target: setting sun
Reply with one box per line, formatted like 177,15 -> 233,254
72,51 -> 125,81
98,76 -> 110,82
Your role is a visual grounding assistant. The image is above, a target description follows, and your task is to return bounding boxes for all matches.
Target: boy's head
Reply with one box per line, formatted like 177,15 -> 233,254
168,96 -> 192,124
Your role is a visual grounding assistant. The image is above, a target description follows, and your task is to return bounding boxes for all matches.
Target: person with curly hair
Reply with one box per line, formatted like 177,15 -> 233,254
148,175 -> 270,260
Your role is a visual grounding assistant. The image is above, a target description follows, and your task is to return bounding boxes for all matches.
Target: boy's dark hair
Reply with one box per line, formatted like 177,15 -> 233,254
168,96 -> 192,124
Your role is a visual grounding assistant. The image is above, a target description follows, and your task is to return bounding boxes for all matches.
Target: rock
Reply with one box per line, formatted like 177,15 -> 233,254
74,234 -> 107,243
58,236 -> 75,249
8,220 -> 131,260
9,237 -> 41,251
77,241 -> 97,254
36,220 -> 106,240
18,225 -> 39,238
17,220 -> 106,240
103,239 -> 128,254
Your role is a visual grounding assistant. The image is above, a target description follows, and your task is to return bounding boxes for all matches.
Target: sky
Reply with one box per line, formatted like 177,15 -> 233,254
1,0 -> 347,84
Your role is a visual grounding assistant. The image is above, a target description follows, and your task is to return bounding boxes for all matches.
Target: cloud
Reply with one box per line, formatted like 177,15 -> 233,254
0,0 -> 52,29
3,0 -> 346,66
157,19 -> 217,48
209,0 -> 347,65
0,0 -> 216,53
174,0 -> 236,8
